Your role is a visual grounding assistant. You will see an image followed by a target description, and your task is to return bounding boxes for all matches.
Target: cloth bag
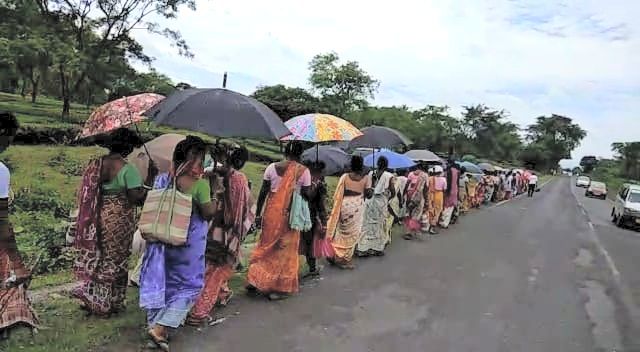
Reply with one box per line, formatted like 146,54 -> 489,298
288,165 -> 312,232
138,180 -> 192,246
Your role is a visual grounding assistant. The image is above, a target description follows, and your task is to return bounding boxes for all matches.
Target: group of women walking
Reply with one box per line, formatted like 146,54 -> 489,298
0,116 -> 533,349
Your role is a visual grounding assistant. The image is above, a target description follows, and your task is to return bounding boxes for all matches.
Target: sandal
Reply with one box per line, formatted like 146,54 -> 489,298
267,293 -> 289,301
403,234 -> 414,240
148,329 -> 170,352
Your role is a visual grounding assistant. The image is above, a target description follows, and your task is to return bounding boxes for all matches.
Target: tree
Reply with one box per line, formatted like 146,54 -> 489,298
412,105 -> 467,155
109,69 -> 175,99
462,105 -> 522,162
309,52 -> 378,116
252,85 -> 322,121
35,0 -> 196,117
612,142 -> 640,180
526,114 -> 586,170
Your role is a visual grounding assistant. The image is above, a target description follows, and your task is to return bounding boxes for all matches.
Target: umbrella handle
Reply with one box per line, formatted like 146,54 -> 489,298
124,96 -> 153,163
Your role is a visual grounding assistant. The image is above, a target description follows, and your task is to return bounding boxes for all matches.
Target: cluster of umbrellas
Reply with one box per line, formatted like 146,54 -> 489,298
79,89 -> 470,176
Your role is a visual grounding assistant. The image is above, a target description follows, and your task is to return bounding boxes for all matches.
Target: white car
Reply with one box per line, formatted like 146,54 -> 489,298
576,176 -> 590,187
612,184 -> 640,229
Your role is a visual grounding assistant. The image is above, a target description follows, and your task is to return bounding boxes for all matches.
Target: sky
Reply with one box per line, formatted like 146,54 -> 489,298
133,0 -> 640,167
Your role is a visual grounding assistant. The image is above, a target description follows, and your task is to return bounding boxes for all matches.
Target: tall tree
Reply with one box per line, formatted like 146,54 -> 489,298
612,142 -> 640,180
526,114 -> 586,170
35,0 -> 196,117
462,105 -> 522,162
252,85 -> 322,121
308,52 -> 378,117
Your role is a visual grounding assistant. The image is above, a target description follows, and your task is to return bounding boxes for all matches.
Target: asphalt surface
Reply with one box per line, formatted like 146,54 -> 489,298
146,177 -> 640,351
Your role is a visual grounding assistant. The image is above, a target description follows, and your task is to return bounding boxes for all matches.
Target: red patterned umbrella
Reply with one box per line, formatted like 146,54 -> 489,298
79,93 -> 165,138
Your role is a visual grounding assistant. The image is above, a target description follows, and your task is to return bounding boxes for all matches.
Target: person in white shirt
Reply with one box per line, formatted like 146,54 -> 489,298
528,172 -> 539,197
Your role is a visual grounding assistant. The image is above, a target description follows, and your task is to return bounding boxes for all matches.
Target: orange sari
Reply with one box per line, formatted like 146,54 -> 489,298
247,162 -> 302,294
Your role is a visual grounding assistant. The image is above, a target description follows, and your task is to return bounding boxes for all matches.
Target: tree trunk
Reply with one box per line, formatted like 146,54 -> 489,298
59,63 -> 70,120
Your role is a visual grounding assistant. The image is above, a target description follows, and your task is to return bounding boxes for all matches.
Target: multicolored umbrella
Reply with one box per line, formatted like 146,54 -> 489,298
281,113 -> 362,142
80,93 -> 165,138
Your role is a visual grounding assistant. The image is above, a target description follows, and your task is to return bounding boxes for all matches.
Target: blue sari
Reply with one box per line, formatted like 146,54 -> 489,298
139,174 -> 208,328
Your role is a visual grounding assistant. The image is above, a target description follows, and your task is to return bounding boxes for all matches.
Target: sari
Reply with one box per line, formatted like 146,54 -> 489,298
440,167 -> 459,228
428,176 -> 445,227
247,162 -> 304,294
403,170 -> 428,235
357,171 -> 393,254
458,176 -> 468,213
1,199 -> 39,332
72,159 -> 137,315
139,173 -> 209,328
327,175 -> 366,267
190,169 -> 254,322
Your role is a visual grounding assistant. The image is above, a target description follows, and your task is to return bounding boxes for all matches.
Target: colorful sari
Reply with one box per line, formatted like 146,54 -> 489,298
139,173 -> 209,328
72,159 -> 136,315
440,168 -> 459,228
327,175 -> 365,267
403,170 -> 428,235
190,169 -> 254,322
1,199 -> 39,333
428,176 -> 444,227
247,162 -> 303,294
357,171 -> 393,254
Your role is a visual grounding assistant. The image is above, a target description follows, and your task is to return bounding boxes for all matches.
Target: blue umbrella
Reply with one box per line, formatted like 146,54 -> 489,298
459,161 -> 483,174
363,149 -> 416,169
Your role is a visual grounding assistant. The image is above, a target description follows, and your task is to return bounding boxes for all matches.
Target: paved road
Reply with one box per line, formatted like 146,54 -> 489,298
152,177 -> 640,351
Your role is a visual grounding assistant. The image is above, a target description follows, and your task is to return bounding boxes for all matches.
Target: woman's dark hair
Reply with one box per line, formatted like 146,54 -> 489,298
98,128 -> 144,157
307,161 -> 326,172
229,145 -> 249,170
0,111 -> 19,137
350,155 -> 364,173
173,135 -> 207,169
285,141 -> 305,160
377,156 -> 389,170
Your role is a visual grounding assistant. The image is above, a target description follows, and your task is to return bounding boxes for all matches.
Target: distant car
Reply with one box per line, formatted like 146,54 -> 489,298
576,176 -> 590,187
612,184 -> 640,229
585,181 -> 607,199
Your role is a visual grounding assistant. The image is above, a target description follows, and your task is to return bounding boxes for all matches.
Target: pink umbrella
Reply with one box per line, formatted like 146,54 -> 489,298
79,93 -> 165,138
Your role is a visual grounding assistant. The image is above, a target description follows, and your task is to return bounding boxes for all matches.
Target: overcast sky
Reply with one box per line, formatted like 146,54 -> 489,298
133,0 -> 640,167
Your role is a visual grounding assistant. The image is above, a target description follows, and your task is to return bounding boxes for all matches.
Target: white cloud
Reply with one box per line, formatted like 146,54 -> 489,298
133,0 -> 640,163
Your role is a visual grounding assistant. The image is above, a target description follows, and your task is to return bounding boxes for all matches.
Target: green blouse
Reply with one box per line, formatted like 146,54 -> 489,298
188,178 -> 212,205
102,163 -> 143,194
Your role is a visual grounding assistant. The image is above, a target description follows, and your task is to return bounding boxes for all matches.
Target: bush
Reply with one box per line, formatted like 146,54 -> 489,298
48,149 -> 86,177
12,186 -> 71,217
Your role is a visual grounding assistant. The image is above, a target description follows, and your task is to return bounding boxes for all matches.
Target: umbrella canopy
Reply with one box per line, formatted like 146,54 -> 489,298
348,126 -> 412,149
80,93 -> 164,138
459,161 -> 483,174
144,88 -> 291,140
281,113 -> 362,142
404,149 -> 441,162
363,149 -> 416,169
478,162 -> 495,172
128,133 -> 185,181
301,145 -> 350,176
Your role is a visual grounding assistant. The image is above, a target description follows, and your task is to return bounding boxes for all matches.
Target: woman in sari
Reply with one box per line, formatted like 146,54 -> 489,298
73,128 -> 156,317
458,167 -> 468,214
0,112 -> 38,339
356,156 -> 395,257
327,156 -> 371,269
300,161 -> 328,278
248,141 -> 311,301
140,136 -> 217,351
440,162 -> 460,228
402,164 -> 429,240
187,146 -> 254,326
427,165 -> 447,235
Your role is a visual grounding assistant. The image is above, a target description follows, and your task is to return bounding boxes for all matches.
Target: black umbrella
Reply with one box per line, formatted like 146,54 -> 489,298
144,88 -> 291,140
301,145 -> 350,176
348,126 -> 412,150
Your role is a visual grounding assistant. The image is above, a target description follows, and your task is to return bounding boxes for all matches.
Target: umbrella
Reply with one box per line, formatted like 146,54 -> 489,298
348,126 -> 412,149
281,113 -> 362,142
128,133 -> 185,181
301,145 -> 350,175
363,149 -> 416,169
144,88 -> 291,140
459,161 -> 483,174
404,149 -> 441,162
80,93 -> 165,138
478,162 -> 495,172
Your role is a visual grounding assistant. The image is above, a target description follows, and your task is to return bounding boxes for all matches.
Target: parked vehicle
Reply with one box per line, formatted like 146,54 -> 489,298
585,181 -> 607,199
612,184 -> 640,229
575,175 -> 590,187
